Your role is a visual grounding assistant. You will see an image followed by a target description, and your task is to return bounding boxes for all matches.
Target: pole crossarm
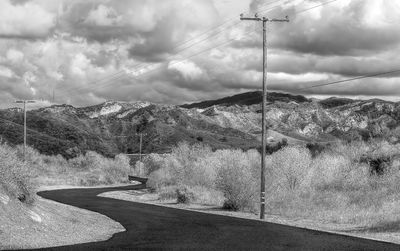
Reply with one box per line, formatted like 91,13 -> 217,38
15,100 -> 36,104
240,13 -> 288,220
240,13 -> 289,23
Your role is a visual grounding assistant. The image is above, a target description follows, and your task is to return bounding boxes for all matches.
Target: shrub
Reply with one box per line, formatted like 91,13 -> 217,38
176,186 -> 195,204
142,153 -> 169,175
270,146 -> 311,190
146,143 -> 259,210
306,142 -> 326,158
158,186 -> 178,201
223,200 -> 240,211
309,153 -> 368,191
215,149 -> 259,211
0,144 -> 35,204
158,185 -> 224,205
147,162 -> 176,190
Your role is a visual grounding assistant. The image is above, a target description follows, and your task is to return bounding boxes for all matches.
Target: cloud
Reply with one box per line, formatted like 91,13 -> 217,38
168,60 -> 204,81
267,0 -> 400,56
6,48 -> 24,64
1,0 -> 400,109
0,0 -> 55,39
84,4 -> 122,26
0,65 -> 16,78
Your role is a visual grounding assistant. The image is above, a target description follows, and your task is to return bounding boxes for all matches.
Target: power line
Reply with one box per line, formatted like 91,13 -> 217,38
295,0 -> 340,14
83,0 -> 339,93
62,31 -> 256,95
53,0 -> 289,99
43,0 -> 341,105
0,117 -> 73,145
297,69 -> 400,91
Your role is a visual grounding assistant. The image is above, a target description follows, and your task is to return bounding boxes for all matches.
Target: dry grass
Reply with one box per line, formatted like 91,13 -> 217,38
17,145 -> 131,187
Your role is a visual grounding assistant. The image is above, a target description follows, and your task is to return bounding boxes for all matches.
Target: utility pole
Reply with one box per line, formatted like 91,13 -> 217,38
15,100 -> 36,161
240,13 -> 289,219
139,132 -> 143,162
138,132 -> 148,162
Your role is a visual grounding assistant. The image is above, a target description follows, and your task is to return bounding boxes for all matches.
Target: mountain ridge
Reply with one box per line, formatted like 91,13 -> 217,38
1,91 -> 400,157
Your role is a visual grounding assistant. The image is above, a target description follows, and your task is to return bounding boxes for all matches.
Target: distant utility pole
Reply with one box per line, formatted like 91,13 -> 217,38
240,13 -> 289,220
15,100 -> 36,161
138,132 -> 146,162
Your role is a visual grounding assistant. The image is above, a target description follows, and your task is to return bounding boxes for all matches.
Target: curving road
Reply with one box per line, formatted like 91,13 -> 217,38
36,185 -> 399,250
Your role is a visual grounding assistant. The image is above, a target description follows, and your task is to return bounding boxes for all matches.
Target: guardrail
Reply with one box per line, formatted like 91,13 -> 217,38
128,175 -> 148,185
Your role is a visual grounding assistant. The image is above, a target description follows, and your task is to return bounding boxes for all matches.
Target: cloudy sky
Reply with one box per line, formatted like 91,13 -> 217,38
0,0 -> 399,109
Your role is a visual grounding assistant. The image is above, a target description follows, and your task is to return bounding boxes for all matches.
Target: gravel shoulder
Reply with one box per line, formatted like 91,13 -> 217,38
99,189 -> 400,246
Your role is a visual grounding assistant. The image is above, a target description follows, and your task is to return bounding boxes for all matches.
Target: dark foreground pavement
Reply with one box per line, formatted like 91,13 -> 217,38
34,184 -> 399,250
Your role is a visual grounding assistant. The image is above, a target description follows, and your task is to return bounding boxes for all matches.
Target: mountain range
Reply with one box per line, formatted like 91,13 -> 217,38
0,91 -> 399,158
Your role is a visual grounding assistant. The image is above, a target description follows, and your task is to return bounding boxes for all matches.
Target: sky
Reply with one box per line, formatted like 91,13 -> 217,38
0,0 -> 400,109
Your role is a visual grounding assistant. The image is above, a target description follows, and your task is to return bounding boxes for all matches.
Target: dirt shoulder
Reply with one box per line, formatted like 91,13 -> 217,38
99,189 -> 400,245
0,185 -> 126,250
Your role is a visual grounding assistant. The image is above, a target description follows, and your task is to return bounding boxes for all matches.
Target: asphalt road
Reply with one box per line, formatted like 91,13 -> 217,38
36,184 -> 400,250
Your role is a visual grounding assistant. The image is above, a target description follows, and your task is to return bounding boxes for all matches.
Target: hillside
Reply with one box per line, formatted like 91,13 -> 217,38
0,101 -> 258,158
187,94 -> 400,143
181,91 -> 309,109
1,91 -> 400,157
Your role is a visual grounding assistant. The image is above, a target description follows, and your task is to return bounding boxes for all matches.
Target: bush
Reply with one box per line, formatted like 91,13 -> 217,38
142,153 -> 168,175
270,146 -> 311,190
0,144 -> 35,204
146,143 -> 260,211
176,186 -> 195,204
215,149 -> 259,211
158,185 -> 224,205
146,142 -> 216,189
145,139 -> 400,227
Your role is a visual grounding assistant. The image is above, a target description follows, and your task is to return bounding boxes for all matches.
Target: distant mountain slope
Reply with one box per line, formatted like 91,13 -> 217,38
318,97 -> 357,109
181,91 -> 309,109
1,92 -> 400,158
0,102 -> 259,158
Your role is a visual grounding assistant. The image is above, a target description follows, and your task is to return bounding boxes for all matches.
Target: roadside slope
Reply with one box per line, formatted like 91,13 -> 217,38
0,188 -> 124,250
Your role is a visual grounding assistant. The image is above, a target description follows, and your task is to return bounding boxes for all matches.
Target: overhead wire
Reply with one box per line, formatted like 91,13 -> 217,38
86,0 -> 340,92
296,69 -> 400,91
0,117 -> 74,145
36,0 -> 343,106
53,0 -> 290,98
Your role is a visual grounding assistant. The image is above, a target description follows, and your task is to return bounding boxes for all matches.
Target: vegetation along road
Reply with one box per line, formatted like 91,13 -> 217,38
34,185 -> 400,250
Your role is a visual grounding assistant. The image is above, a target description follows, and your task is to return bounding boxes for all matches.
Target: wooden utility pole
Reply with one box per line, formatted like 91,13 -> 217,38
137,132 -> 147,162
15,100 -> 36,161
240,13 -> 288,219
139,132 -> 143,162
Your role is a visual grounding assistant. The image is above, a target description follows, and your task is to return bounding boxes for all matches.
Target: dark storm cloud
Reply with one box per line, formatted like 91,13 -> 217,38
10,0 -> 30,5
244,0 -> 400,58
128,16 -> 182,63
